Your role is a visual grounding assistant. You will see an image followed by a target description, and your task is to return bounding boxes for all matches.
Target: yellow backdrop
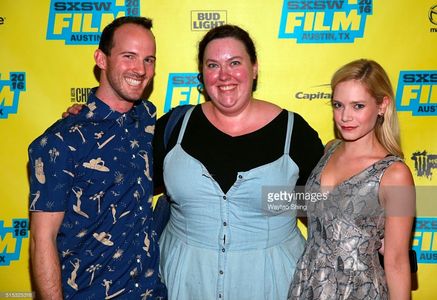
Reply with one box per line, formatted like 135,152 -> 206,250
1,0 -> 436,298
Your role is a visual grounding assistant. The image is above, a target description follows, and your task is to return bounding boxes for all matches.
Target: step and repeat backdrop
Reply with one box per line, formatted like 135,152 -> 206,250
1,0 -> 436,298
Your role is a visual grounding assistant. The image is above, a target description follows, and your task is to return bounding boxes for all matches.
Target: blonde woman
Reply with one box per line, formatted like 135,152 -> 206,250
288,59 -> 415,300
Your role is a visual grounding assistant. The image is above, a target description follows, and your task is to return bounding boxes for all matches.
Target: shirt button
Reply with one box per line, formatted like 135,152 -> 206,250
223,222 -> 227,226
223,196 -> 227,200
219,270 -> 224,275
137,258 -> 141,263
135,283 -> 139,287
139,206 -> 143,210
222,248 -> 225,252
219,294 -> 222,298
238,175 -> 242,179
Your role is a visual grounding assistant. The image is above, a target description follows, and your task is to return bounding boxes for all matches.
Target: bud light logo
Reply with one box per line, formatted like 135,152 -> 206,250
0,219 -> 29,266
278,0 -> 373,43
396,71 -> 437,116
164,73 -> 202,113
191,11 -> 227,31
46,0 -> 140,45
0,72 -> 26,120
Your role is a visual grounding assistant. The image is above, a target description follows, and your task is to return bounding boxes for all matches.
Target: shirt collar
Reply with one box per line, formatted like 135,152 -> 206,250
84,88 -> 144,122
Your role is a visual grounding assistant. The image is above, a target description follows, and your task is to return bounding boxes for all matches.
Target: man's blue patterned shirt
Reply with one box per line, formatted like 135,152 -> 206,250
28,90 -> 167,299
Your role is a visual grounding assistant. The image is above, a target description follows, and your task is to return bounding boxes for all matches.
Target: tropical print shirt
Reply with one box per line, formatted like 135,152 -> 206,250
28,89 -> 167,299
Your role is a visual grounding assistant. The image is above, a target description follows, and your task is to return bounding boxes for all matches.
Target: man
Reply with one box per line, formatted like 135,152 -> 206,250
28,16 -> 167,299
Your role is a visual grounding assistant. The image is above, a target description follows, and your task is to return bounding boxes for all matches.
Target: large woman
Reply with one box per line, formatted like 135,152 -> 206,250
288,59 -> 415,300
153,25 -> 324,299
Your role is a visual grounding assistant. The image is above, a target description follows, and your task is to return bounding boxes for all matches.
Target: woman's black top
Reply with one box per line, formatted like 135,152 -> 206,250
153,105 -> 324,194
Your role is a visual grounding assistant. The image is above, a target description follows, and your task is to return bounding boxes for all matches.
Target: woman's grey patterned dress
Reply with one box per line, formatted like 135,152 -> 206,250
288,141 -> 402,300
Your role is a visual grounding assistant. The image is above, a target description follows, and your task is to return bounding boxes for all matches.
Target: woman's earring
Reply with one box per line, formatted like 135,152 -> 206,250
377,113 -> 385,124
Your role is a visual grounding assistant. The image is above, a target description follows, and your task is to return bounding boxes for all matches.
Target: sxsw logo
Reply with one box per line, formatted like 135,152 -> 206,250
0,219 -> 29,266
46,0 -> 140,45
413,218 -> 437,263
191,11 -> 227,31
396,71 -> 437,116
0,72 -> 26,119
278,0 -> 373,43
164,73 -> 203,113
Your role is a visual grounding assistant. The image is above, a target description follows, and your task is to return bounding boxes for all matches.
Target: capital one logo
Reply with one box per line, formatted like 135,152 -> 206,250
0,72 -> 26,119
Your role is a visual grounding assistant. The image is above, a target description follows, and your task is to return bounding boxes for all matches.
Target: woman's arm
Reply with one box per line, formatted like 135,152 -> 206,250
380,162 -> 415,300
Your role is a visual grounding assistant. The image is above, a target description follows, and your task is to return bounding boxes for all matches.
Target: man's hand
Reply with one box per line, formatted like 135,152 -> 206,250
62,104 -> 84,118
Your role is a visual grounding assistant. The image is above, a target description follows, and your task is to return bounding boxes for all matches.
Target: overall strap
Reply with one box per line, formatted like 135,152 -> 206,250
163,104 -> 194,148
284,111 -> 295,155
176,106 -> 195,144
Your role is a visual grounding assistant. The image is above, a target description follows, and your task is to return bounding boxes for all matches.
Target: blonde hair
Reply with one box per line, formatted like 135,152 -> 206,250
331,59 -> 403,158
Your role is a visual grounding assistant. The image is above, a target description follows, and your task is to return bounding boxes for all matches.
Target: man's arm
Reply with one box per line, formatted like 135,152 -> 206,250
30,211 -> 65,300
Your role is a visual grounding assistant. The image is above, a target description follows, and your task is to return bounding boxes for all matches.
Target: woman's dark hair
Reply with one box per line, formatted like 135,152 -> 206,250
197,24 -> 258,93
